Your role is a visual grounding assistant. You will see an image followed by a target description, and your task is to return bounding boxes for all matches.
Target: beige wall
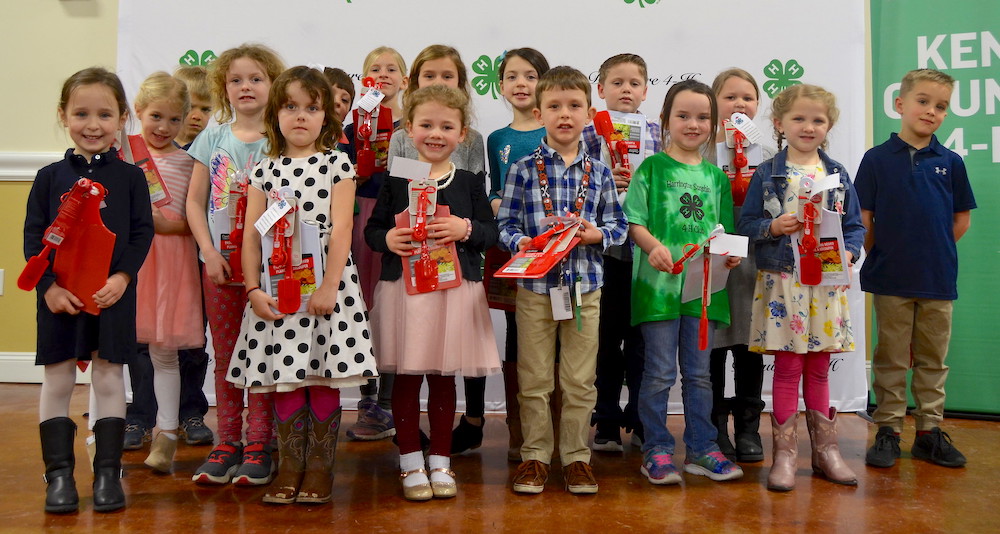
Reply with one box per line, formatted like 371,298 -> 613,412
0,0 -> 119,354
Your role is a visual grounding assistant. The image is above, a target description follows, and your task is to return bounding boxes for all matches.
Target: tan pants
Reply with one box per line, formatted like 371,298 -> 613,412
516,287 -> 600,466
872,295 -> 953,432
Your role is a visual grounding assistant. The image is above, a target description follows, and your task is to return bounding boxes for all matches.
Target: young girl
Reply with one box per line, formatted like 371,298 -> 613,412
130,72 -> 205,473
707,68 -> 776,462
340,46 -> 407,443
227,65 -> 377,505
388,44 -> 489,454
738,84 -> 864,492
26,67 -> 154,513
485,47 -> 550,460
185,43 -> 285,485
365,85 -> 500,500
622,79 -> 743,485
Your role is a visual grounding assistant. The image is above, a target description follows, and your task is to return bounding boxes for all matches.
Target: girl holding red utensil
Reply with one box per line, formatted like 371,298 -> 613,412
737,84 -> 865,492
365,85 -> 499,501
622,80 -> 743,486
24,67 -> 154,513
230,66 -> 377,504
129,72 -> 205,474
706,68 -> 776,463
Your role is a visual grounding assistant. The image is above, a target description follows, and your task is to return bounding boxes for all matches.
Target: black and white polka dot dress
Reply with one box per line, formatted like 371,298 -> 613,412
228,150 -> 377,393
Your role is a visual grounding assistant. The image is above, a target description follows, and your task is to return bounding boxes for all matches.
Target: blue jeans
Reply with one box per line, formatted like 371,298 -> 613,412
638,317 -> 718,457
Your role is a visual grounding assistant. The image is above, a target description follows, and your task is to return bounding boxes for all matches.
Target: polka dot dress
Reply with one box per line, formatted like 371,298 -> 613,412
228,150 -> 377,393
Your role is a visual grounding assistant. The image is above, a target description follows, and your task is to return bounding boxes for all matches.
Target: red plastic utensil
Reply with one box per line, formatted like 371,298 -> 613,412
530,221 -> 565,250
228,189 -> 247,283
593,111 -> 624,169
411,189 -> 429,242
615,141 -> 632,174
731,130 -> 749,206
276,219 -> 301,314
356,115 -> 375,177
799,202 -> 822,285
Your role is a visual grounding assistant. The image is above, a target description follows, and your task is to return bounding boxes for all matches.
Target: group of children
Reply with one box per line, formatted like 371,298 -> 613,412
25,39 -> 974,513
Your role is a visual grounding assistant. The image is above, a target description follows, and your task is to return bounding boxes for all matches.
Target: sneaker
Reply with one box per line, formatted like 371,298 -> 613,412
592,422 -> 624,453
641,447 -> 682,485
347,399 -> 396,441
180,416 -> 215,446
192,442 -> 243,485
563,461 -> 598,494
451,416 -> 485,454
123,423 -> 151,451
232,442 -> 275,485
684,451 -> 744,481
865,426 -> 901,468
911,428 -> 967,468
512,460 -> 549,494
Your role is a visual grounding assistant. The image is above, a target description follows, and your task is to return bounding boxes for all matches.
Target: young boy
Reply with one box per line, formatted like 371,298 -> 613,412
855,68 -> 976,468
173,66 -> 214,149
323,67 -> 356,126
582,53 -> 661,452
497,66 -> 628,494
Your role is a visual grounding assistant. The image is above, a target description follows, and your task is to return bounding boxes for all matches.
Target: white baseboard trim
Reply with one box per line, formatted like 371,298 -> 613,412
0,152 -> 63,182
0,352 -> 93,384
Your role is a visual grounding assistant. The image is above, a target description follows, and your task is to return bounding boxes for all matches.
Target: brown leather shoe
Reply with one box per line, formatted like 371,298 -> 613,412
512,460 -> 549,494
563,461 -> 598,494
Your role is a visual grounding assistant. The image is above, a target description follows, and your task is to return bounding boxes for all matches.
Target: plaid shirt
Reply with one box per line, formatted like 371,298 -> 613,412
497,139 -> 627,295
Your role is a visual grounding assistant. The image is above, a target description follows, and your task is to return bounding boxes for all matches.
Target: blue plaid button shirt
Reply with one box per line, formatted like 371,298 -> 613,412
497,139 -> 627,295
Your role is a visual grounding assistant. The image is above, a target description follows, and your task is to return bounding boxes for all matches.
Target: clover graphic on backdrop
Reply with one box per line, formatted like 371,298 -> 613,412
179,50 -> 218,67
623,0 -> 660,6
762,59 -> 804,98
679,192 -> 705,221
471,52 -> 504,99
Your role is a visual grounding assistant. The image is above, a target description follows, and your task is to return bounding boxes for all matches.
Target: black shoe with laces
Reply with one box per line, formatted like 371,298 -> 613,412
592,422 -> 623,453
451,416 -> 485,454
180,415 -> 215,446
865,426 -> 901,467
912,428 -> 966,468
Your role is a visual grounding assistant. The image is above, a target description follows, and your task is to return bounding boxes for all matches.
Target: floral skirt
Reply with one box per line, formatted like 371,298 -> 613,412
748,270 -> 854,354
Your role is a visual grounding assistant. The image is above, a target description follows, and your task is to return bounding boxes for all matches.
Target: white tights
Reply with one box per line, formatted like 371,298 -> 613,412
40,357 -> 124,422
148,345 -> 180,432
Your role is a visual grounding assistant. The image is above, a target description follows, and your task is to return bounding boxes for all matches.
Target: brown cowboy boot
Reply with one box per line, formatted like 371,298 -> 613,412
767,413 -> 799,492
806,408 -> 858,486
263,406 -> 308,504
296,407 -> 342,504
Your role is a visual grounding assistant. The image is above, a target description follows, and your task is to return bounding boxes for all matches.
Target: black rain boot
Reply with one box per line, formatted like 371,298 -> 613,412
40,417 -> 79,513
712,399 -> 736,460
92,417 -> 126,512
734,397 -> 765,462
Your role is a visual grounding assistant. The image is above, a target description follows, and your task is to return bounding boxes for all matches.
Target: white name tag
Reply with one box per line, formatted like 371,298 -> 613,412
730,112 -> 763,144
549,286 -> 574,321
358,88 -> 385,113
254,198 -> 291,236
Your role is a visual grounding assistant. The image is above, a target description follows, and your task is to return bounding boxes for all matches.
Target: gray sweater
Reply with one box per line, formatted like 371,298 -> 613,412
386,127 -> 486,176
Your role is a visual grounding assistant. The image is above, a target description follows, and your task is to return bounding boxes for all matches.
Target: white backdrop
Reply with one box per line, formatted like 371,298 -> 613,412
118,0 -> 868,412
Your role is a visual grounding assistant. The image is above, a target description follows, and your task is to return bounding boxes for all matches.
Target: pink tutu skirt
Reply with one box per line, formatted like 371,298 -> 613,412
371,279 -> 500,377
352,196 -> 382,306
135,233 -> 205,349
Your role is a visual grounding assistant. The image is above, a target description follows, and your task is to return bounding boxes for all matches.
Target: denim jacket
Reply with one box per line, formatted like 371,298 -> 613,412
737,148 -> 865,273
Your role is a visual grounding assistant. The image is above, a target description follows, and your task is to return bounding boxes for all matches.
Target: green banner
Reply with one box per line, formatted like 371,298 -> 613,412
871,0 -> 1000,414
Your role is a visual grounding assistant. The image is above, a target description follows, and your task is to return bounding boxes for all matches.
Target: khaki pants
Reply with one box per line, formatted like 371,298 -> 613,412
516,287 -> 600,466
872,295 -> 953,432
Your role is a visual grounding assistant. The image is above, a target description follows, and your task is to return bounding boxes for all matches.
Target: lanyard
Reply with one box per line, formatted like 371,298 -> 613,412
534,151 -> 591,220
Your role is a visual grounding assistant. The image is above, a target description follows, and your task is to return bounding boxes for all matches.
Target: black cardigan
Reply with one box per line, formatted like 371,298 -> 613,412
365,169 -> 497,282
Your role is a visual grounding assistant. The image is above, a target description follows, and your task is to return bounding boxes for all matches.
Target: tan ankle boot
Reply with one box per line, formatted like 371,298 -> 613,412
767,413 -> 798,492
296,407 -> 342,504
263,406 -> 309,504
144,432 -> 177,474
806,408 -> 858,486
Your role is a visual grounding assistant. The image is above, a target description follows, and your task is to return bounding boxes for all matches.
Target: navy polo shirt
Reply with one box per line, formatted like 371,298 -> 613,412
855,133 -> 976,300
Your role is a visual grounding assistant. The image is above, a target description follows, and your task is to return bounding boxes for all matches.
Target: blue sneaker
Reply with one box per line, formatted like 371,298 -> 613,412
347,398 -> 396,441
684,451 -> 744,481
641,446 -> 681,485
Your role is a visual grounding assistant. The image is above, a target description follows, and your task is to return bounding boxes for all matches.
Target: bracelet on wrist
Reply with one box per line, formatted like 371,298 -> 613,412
245,286 -> 261,296
460,217 -> 472,243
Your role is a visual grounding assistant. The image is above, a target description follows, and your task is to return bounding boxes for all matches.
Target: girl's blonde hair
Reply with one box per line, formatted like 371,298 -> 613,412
403,44 -> 470,109
263,66 -> 342,159
404,85 -> 470,129
208,43 -> 285,123
711,67 -> 761,101
135,71 -> 190,116
770,84 -> 839,151
362,46 -> 407,79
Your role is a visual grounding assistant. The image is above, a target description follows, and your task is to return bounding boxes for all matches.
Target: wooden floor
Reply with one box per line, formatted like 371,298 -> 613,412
2,384 -> 998,533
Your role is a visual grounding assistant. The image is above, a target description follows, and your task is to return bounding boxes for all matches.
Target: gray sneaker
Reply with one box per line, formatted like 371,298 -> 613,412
123,423 -> 151,450
180,415 -> 215,446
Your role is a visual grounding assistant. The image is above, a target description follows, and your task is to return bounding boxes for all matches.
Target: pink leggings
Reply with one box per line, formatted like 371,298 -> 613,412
274,387 -> 341,421
203,268 -> 273,443
393,374 -> 456,456
772,351 -> 831,424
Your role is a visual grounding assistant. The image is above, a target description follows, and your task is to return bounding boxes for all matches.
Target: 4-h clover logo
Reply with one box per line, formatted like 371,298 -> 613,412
762,59 -> 804,98
679,192 -> 704,220
472,52 -> 504,99
624,0 -> 659,6
179,50 -> 218,67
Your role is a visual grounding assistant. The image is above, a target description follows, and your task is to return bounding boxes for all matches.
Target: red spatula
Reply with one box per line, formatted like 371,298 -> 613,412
799,202 -> 822,285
